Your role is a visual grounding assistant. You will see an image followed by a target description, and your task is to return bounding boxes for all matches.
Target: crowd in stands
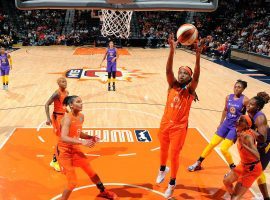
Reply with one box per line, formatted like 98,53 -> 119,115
193,0 -> 270,58
135,11 -> 186,47
14,10 -> 66,46
135,0 -> 269,58
0,0 -> 269,57
0,11 -> 14,48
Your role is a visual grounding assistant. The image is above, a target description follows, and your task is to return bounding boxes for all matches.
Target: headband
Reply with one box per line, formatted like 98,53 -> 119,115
179,66 -> 193,77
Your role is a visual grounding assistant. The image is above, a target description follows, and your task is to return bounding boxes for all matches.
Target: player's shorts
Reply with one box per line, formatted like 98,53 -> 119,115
258,142 -> 270,170
56,145 -> 88,172
56,144 -> 95,189
216,121 -> 237,141
159,121 -> 188,153
107,61 -> 116,73
0,66 -> 10,76
51,112 -> 64,137
234,161 -> 262,188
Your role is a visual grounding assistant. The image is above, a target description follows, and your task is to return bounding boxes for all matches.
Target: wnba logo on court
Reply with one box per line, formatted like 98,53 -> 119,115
135,130 -> 152,142
63,67 -> 154,83
81,129 -> 153,143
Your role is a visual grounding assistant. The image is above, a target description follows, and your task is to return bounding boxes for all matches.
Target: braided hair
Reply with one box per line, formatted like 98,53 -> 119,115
254,92 -> 270,111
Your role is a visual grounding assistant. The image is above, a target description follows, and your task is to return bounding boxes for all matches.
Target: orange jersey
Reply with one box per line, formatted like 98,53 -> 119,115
58,112 -> 84,148
161,86 -> 194,126
237,129 -> 257,164
53,89 -> 68,114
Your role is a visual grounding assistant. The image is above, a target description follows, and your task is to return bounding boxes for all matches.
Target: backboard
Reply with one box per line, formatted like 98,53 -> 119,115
15,0 -> 218,12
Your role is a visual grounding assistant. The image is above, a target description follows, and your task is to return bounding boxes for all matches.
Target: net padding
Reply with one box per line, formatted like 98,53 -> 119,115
101,9 -> 133,38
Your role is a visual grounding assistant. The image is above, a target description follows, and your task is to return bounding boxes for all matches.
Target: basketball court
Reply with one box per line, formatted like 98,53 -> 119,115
0,0 -> 269,199
0,127 -> 254,199
0,46 -> 269,199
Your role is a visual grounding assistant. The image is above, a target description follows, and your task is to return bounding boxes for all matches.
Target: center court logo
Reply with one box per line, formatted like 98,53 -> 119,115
61,67 -> 156,83
83,129 -> 152,143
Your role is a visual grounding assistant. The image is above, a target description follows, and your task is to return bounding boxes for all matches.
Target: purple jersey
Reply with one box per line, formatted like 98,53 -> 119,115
107,48 -> 116,62
251,111 -> 270,170
252,111 -> 270,145
225,94 -> 245,126
0,53 -> 10,67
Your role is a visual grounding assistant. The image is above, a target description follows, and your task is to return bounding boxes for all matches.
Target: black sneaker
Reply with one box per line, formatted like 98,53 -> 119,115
229,164 -> 236,169
112,85 -> 116,91
108,86 -> 111,91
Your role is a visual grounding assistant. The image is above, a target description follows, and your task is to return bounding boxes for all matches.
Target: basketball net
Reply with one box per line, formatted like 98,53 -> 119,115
101,9 -> 133,38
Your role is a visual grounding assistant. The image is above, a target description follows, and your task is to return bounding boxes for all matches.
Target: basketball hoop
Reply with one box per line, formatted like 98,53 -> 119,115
101,9 -> 133,38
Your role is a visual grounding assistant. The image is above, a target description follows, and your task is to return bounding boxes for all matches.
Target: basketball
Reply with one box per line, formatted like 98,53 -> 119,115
177,24 -> 198,46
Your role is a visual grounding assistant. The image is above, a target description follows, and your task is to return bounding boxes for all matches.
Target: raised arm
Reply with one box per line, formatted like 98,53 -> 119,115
45,91 -> 59,125
166,35 -> 177,88
189,42 -> 202,93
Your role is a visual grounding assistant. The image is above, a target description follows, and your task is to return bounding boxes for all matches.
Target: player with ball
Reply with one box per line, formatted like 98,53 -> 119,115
156,24 -> 202,199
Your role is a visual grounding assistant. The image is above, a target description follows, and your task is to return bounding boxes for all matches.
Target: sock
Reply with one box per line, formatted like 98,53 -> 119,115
53,154 -> 57,162
96,182 -> 105,192
5,75 -> 9,85
198,156 -> 204,162
169,178 -> 176,185
160,165 -> 166,171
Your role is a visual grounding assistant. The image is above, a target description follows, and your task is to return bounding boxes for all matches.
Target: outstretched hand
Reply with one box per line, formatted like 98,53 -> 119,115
168,33 -> 178,51
91,136 -> 100,143
81,139 -> 96,148
194,38 -> 205,54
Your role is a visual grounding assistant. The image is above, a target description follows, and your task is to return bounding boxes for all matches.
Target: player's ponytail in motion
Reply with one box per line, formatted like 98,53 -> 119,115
63,95 -> 79,107
254,92 -> 270,111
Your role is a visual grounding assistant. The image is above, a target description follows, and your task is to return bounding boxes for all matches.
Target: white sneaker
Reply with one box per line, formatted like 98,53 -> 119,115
156,167 -> 169,184
164,183 -> 176,199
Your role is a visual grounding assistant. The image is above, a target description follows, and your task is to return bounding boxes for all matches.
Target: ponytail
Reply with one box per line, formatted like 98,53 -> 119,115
63,95 -> 78,106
